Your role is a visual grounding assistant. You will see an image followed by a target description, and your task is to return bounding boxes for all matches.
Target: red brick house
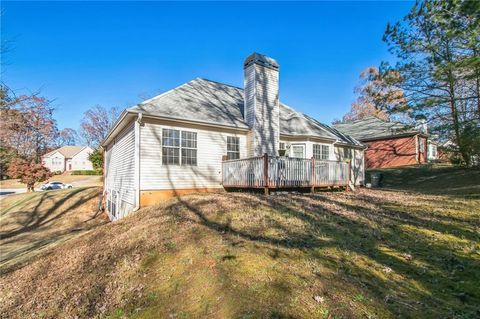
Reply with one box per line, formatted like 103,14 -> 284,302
334,117 -> 429,169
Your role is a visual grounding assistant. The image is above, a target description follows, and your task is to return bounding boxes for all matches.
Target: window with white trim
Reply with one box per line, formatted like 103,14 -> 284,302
162,129 -> 197,165
313,144 -> 330,160
227,136 -> 240,160
162,129 -> 180,165
181,131 -> 197,165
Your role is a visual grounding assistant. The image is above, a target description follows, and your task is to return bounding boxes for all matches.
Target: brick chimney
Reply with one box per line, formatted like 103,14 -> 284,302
243,53 -> 280,157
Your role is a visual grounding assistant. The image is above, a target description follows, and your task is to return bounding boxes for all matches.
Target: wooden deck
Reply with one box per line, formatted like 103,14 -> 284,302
222,154 -> 351,194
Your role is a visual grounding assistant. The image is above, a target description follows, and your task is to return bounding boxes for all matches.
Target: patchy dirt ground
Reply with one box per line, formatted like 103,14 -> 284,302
1,175 -> 478,318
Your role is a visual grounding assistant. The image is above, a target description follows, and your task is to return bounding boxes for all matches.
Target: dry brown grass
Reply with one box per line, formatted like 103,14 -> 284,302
1,179 -> 478,318
0,175 -> 103,189
0,187 -> 107,271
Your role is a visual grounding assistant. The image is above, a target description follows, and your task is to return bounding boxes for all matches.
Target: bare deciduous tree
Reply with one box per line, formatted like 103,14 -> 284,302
56,128 -> 79,146
80,105 -> 120,147
0,95 -> 57,162
334,66 -> 407,124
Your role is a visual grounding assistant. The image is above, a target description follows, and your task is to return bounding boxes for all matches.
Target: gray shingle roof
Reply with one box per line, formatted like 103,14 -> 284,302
333,117 -> 419,141
128,78 -> 363,147
129,78 -> 249,129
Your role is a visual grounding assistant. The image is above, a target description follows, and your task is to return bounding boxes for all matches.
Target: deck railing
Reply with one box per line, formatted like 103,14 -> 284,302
222,154 -> 350,193
221,156 -> 265,188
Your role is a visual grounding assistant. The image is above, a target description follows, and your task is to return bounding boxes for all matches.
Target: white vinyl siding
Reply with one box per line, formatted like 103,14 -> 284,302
71,147 -> 94,170
334,146 -> 365,186
105,121 -> 135,220
42,152 -> 65,172
244,63 -> 280,156
140,119 -> 247,190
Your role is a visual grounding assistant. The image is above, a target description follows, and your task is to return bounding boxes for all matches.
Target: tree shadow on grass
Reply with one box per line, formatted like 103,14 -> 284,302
0,187 -> 105,273
167,191 -> 480,318
367,165 -> 480,199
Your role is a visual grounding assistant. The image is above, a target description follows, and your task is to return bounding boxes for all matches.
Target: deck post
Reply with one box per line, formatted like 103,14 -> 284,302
220,156 -> 225,186
310,157 -> 315,193
346,160 -> 351,192
263,153 -> 269,195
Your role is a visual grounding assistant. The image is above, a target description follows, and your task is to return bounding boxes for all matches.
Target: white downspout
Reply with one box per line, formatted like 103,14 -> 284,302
133,113 -> 142,212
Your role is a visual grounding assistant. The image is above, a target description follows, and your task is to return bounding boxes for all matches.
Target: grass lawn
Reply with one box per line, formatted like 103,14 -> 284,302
0,165 -> 479,318
367,163 -> 480,198
0,187 -> 107,271
0,175 -> 103,189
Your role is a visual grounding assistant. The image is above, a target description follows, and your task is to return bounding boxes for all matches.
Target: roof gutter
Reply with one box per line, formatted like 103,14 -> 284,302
334,141 -> 367,149
280,133 -> 364,149
359,131 -> 426,142
138,113 -> 250,132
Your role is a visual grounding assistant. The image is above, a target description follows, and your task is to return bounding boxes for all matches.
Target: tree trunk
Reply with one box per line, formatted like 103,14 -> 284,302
473,48 -> 480,118
476,74 -> 480,118
445,41 -> 469,167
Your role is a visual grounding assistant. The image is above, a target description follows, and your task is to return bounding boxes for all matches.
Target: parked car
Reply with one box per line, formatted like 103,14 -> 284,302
40,181 -> 73,191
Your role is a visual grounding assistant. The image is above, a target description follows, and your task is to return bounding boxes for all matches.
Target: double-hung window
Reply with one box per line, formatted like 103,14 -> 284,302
227,136 -> 240,160
181,131 -> 197,165
313,144 -> 330,160
162,129 -> 197,165
162,129 -> 180,165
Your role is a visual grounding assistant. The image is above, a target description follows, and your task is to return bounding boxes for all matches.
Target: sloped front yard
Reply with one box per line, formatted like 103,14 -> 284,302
0,167 -> 479,318
0,187 -> 106,271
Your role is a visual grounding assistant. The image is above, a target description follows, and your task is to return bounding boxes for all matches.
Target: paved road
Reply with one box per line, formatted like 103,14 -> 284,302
0,176 -> 101,199
0,188 -> 42,198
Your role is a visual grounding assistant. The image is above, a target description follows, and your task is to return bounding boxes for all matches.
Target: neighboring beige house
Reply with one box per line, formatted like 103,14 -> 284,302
42,146 -> 94,172
102,53 -> 366,221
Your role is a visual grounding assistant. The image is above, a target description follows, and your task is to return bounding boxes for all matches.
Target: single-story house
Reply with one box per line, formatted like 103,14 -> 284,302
102,53 -> 366,221
333,116 -> 436,169
42,146 -> 94,173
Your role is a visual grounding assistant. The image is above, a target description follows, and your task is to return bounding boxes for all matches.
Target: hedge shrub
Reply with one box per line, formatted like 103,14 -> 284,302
71,169 -> 103,176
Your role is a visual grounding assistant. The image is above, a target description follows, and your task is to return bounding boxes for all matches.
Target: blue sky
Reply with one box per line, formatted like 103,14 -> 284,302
2,1 -> 412,131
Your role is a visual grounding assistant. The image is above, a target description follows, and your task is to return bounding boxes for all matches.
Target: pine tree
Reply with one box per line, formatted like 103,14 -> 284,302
383,0 -> 479,166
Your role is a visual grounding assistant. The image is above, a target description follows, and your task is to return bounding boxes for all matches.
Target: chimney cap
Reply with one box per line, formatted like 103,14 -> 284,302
244,52 -> 279,70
